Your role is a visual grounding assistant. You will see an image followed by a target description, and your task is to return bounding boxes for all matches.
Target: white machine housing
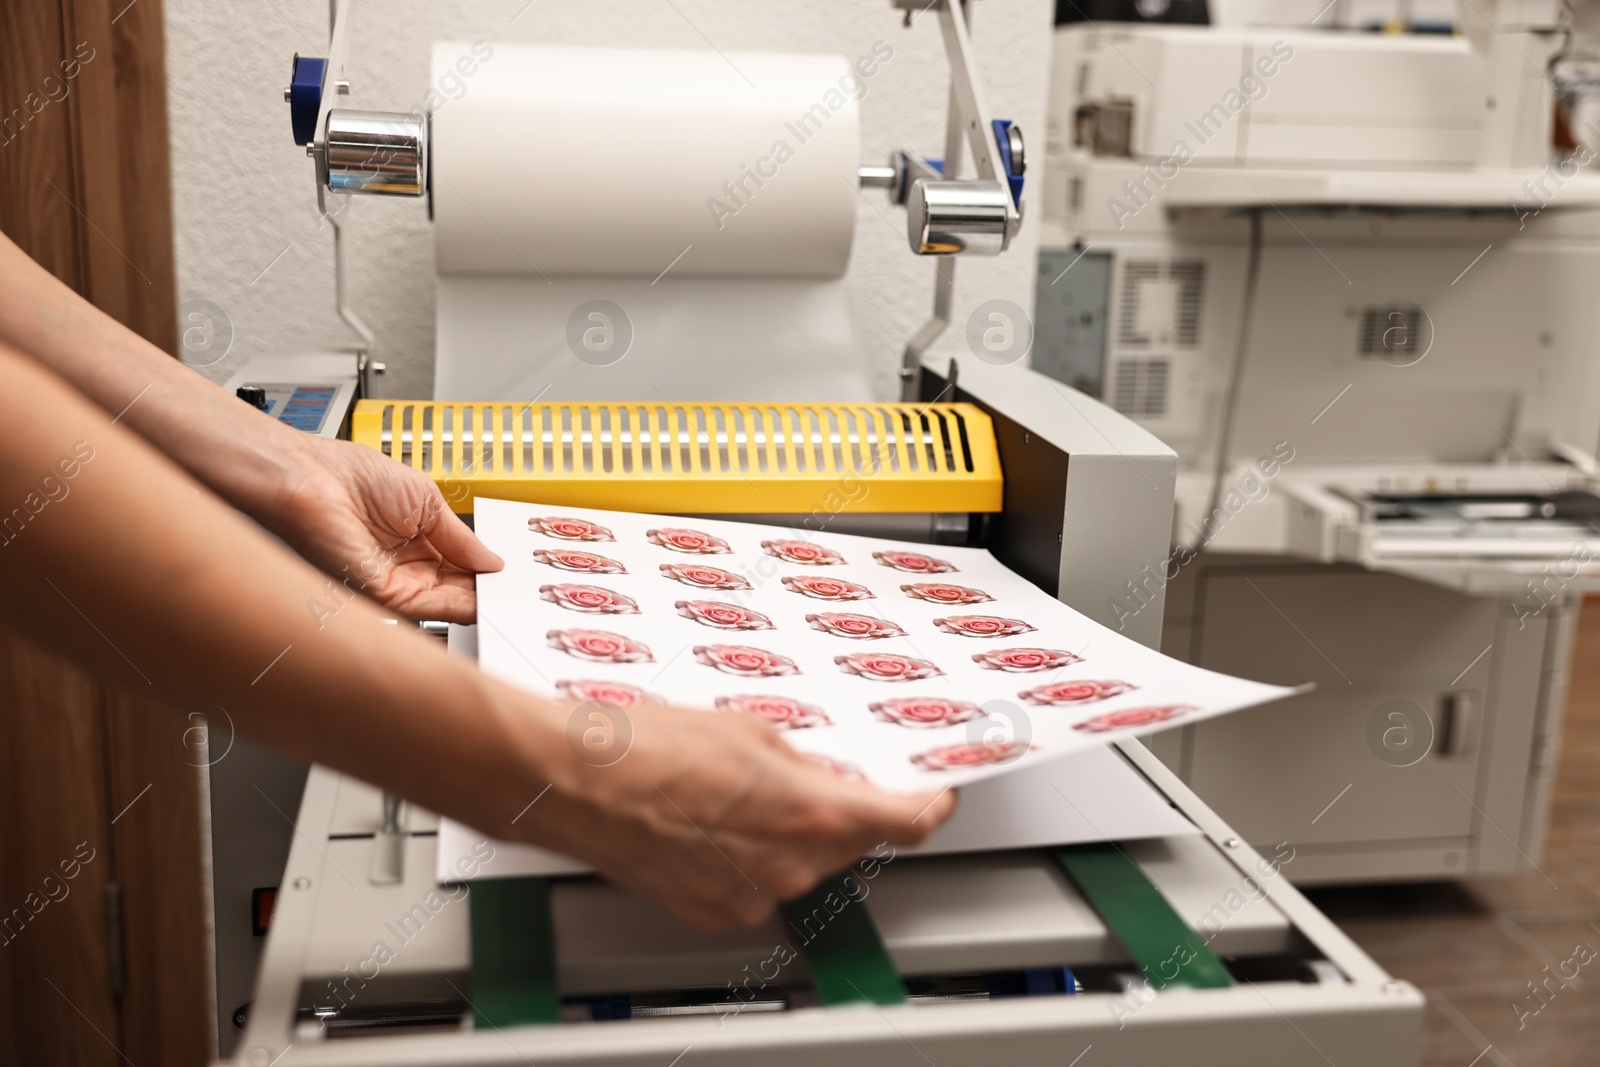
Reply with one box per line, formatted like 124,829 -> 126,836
1054,28 -> 1486,171
1037,19 -> 1600,883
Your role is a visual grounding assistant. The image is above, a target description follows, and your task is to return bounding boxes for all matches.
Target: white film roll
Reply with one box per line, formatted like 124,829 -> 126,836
431,43 -> 862,280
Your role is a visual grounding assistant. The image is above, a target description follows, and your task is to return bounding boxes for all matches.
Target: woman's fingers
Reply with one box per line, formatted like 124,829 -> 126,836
569,811 -> 784,929
726,741 -> 960,849
840,780 -> 959,846
415,483 -> 505,574
511,698 -> 962,930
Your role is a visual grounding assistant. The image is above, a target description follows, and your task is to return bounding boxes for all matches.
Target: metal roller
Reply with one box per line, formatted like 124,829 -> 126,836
906,179 -> 1013,256
321,109 -> 427,197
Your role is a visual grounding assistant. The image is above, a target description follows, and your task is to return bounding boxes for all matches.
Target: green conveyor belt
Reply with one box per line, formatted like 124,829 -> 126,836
1054,843 -> 1234,990
462,849 -> 1225,1027
468,877 -> 561,1027
782,870 -> 906,1006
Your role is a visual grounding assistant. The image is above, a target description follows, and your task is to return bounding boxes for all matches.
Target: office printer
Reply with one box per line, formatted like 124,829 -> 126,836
1036,0 -> 1600,883
206,2 -> 1424,1063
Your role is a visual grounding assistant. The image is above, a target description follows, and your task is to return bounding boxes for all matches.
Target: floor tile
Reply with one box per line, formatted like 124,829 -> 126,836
1433,984 -> 1600,1066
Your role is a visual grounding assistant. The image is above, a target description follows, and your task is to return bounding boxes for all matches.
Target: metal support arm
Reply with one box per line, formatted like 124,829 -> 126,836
889,0 -> 1026,398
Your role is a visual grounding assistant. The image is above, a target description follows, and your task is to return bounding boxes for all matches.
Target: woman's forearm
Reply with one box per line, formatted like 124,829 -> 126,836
0,341 -> 953,927
0,341 -> 552,836
0,232 -> 326,526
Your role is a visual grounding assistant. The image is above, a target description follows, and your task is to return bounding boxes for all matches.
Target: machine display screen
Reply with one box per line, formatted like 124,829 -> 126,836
263,386 -> 337,433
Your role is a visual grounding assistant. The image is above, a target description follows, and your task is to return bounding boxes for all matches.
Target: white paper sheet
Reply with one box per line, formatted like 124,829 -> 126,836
469,498 -> 1294,793
435,743 -> 1199,881
433,274 -> 865,404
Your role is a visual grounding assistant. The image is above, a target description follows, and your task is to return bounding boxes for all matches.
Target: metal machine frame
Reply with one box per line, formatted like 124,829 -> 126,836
287,0 -> 1028,402
235,746 -> 1422,1067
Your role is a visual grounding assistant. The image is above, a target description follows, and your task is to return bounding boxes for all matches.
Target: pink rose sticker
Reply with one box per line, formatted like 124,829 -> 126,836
660,563 -> 751,590
556,679 -> 656,708
532,548 -> 626,574
1074,705 -> 1195,733
694,644 -> 800,677
873,550 -> 956,574
911,741 -> 1033,771
901,582 -> 994,605
675,600 -> 774,631
835,651 -> 943,682
529,516 -> 614,541
540,584 -> 639,615
870,697 -> 981,729
782,575 -> 873,601
762,539 -> 845,566
1020,680 -> 1135,706
547,629 -> 653,663
715,694 -> 830,730
933,615 -> 1037,639
973,647 -> 1083,673
646,527 -> 731,554
807,613 -> 906,640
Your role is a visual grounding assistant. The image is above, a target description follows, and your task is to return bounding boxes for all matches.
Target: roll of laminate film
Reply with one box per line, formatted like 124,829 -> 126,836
431,43 -> 861,279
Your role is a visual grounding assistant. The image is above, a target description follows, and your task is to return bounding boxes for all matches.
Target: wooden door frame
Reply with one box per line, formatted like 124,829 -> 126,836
0,1 -> 208,1064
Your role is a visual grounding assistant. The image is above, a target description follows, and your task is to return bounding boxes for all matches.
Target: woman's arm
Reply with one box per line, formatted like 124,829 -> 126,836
0,344 -> 953,929
0,232 -> 501,623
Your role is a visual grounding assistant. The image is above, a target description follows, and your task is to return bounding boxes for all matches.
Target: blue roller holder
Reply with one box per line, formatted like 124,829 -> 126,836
992,118 -> 1024,206
288,55 -> 328,146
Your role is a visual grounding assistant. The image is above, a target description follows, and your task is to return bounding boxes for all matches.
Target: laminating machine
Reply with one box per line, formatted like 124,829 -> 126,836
203,3 -> 1425,1064
218,361 -> 1424,1067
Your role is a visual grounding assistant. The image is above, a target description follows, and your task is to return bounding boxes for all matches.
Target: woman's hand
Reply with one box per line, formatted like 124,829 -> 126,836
508,697 -> 959,930
0,233 -> 506,622
274,436 -> 503,623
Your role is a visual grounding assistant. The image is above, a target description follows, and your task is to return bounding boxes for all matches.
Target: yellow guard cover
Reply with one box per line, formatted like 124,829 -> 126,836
351,400 -> 1003,515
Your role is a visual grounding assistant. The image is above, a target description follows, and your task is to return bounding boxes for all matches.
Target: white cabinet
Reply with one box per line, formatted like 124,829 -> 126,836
1157,556 -> 1571,884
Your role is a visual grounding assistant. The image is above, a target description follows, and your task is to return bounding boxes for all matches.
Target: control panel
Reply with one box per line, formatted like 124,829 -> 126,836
222,353 -> 360,440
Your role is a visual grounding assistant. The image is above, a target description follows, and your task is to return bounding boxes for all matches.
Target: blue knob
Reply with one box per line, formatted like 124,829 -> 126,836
287,54 -> 328,146
992,119 -> 1025,207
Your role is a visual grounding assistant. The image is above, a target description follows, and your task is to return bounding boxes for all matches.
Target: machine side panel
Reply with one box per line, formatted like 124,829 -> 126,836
208,734 -> 310,1055
1059,449 -> 1176,651
984,407 -> 1071,601
1471,603 -> 1551,875
927,359 -> 1178,651
1521,600 -> 1578,862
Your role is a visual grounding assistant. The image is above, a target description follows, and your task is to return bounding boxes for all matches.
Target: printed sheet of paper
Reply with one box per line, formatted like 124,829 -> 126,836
468,498 -> 1294,792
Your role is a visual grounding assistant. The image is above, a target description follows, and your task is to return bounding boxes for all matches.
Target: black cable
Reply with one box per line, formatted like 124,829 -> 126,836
1192,207 -> 1265,555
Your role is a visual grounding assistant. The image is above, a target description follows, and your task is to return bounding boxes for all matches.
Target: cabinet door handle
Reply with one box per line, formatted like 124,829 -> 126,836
1438,690 -> 1479,758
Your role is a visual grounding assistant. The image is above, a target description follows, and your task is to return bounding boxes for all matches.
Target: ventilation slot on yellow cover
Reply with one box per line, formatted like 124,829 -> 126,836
350,401 -> 1003,515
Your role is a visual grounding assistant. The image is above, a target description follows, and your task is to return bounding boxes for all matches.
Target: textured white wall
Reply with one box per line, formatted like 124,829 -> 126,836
163,0 -> 1052,401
